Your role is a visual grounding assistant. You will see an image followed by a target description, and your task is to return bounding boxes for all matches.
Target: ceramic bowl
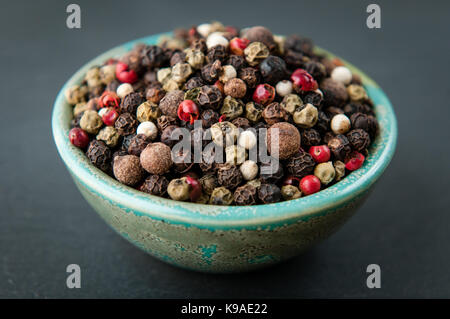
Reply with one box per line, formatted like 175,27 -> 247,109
52,33 -> 397,273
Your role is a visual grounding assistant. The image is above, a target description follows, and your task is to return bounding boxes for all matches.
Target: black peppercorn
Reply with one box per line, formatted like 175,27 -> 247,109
157,115 -> 179,132
201,60 -> 222,83
160,125 -> 182,147
128,134 -> 151,156
200,109 -> 219,128
327,134 -> 352,161
106,80 -> 120,93
262,102 -> 289,125
285,150 -> 315,178
347,129 -> 371,152
145,85 -> 165,104
191,38 -> 207,53
121,134 -> 135,151
172,149 -> 195,174
366,115 -> 379,140
315,111 -> 330,134
86,140 -> 111,172
199,147 -> 218,174
232,117 -> 251,130
258,183 -> 281,204
197,85 -> 222,109
233,184 -> 258,205
303,61 -> 326,82
115,113 -> 138,136
217,164 -> 243,190
199,174 -> 218,195
184,76 -> 205,90
344,102 -> 373,117
302,91 -> 323,107
284,50 -> 306,68
142,45 -> 167,68
226,55 -> 246,71
259,56 -> 287,84
320,78 -> 349,107
284,35 -> 313,56
120,92 -> 145,114
301,128 -> 321,148
206,45 -> 228,63
140,175 -> 169,196
259,161 -> 284,184
238,67 -> 261,89
170,51 -> 186,66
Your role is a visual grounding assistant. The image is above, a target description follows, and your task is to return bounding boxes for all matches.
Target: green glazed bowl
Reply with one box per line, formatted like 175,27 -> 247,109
52,33 -> 397,273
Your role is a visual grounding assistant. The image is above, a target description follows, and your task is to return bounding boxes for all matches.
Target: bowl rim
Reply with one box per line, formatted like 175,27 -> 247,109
52,32 -> 397,228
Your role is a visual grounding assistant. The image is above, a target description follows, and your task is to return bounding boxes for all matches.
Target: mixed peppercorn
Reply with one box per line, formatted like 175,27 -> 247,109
66,22 -> 378,206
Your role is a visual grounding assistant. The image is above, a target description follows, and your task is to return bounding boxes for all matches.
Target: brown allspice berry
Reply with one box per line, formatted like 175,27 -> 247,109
238,67 -> 261,89
347,129 -> 371,152
113,155 -> 145,186
233,184 -> 258,206
285,149 -> 315,178
140,142 -> 173,175
262,102 -> 289,125
140,175 -> 169,196
86,140 -> 111,172
128,134 -> 152,156
120,92 -> 145,114
258,183 -> 281,204
224,78 -> 247,99
327,134 -> 352,161
217,164 -> 243,190
115,113 -> 138,136
320,78 -> 349,107
266,122 -> 301,160
159,90 -> 185,117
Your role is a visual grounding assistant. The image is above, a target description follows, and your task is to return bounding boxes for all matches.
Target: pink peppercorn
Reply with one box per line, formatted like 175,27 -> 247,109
291,69 -> 318,92
253,84 -> 275,106
69,127 -> 90,149
115,62 -> 138,84
345,151 -> 365,171
102,108 -> 119,126
309,145 -> 331,163
299,175 -> 321,195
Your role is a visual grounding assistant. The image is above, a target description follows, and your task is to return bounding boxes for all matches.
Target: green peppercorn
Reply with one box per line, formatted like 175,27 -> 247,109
210,121 -> 240,147
314,161 -> 335,185
80,110 -> 103,134
184,87 -> 201,102
199,174 -> 218,195
136,101 -> 161,122
167,177 -> 190,201
293,103 -> 318,128
347,84 -> 368,102
281,94 -> 303,114
244,42 -> 270,66
65,85 -> 88,105
334,160 -> 346,181
220,96 -> 244,121
281,185 -> 302,200
99,64 -> 116,85
184,48 -> 205,69
209,187 -> 233,205
96,126 -> 120,148
85,67 -> 102,88
171,63 -> 193,83
245,102 -> 264,122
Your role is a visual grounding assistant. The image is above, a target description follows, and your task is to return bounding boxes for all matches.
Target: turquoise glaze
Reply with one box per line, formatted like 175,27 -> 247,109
52,33 -> 397,273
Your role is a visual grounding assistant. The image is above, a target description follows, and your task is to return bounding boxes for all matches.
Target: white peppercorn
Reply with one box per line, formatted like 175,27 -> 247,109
240,160 -> 259,180
331,114 -> 351,134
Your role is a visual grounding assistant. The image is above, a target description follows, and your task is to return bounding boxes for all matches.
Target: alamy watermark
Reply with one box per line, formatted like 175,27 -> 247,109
66,4 -> 81,29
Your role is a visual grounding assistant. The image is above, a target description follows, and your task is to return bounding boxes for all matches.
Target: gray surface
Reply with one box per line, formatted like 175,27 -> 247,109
1,0 -> 449,298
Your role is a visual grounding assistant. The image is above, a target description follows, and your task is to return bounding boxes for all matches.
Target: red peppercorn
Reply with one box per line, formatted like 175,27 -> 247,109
291,68 -> 318,92
185,176 -> 202,201
345,151 -> 365,171
229,37 -> 250,56
69,127 -> 90,149
253,84 -> 275,106
283,176 -> 301,187
299,175 -> 321,195
177,100 -> 200,125
102,108 -> 119,126
98,91 -> 120,109
309,145 -> 331,163
115,62 -> 138,84
218,114 -> 226,122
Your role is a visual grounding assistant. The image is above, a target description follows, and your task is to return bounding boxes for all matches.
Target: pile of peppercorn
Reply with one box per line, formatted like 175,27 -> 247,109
66,22 -> 379,206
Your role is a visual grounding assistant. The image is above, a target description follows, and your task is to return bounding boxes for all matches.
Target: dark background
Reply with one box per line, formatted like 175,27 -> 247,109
1,0 -> 449,298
